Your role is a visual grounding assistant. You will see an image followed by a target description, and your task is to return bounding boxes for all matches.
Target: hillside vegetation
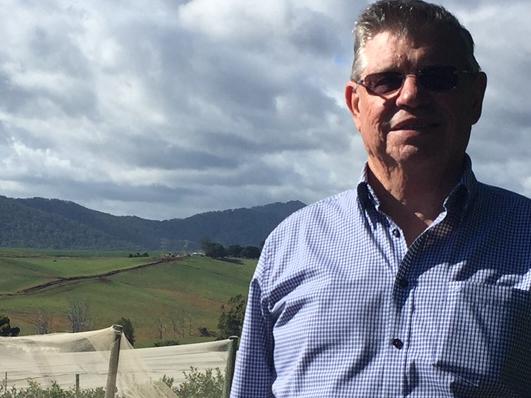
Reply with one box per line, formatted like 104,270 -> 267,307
0,195 -> 305,250
0,249 -> 257,347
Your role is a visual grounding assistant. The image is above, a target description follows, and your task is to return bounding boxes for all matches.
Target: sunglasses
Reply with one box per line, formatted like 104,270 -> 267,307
356,66 -> 477,96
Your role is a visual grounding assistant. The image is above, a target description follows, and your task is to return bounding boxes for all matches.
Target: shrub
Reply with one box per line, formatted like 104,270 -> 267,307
198,327 -> 214,337
0,381 -> 105,398
115,317 -> 135,346
168,367 -> 224,398
153,339 -> 179,347
0,315 -> 20,337
0,369 -> 225,398
217,294 -> 246,339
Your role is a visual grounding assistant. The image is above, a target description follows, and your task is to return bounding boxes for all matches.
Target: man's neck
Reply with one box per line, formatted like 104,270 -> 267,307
367,158 -> 463,246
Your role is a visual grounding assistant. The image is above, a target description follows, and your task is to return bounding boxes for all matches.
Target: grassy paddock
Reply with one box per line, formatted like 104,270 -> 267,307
0,254 -> 159,293
0,247 -> 135,258
0,250 -> 256,347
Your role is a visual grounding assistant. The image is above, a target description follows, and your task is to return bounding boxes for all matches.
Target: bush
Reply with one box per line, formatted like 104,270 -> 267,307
115,317 -> 135,346
200,240 -> 226,259
0,315 -> 20,337
153,339 -> 179,347
0,381 -> 105,398
162,367 -> 224,398
217,294 -> 246,339
128,252 -> 149,258
198,327 -> 214,337
240,246 -> 261,259
0,370 -> 225,398
226,245 -> 243,257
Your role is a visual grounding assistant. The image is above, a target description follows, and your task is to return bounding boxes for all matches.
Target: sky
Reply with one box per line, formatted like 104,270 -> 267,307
0,0 -> 529,220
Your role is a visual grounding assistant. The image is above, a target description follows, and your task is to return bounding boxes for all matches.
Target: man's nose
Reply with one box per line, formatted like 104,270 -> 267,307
395,74 -> 426,107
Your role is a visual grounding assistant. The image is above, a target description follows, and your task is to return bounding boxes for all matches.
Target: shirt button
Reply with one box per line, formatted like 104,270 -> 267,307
392,228 -> 400,238
397,278 -> 409,288
391,338 -> 404,350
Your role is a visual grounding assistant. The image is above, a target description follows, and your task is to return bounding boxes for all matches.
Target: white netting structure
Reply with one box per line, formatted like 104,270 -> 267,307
0,326 -> 234,398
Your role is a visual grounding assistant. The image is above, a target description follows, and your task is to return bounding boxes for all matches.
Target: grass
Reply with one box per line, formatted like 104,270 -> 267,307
0,250 -> 257,347
0,255 -> 160,293
0,247 -> 135,258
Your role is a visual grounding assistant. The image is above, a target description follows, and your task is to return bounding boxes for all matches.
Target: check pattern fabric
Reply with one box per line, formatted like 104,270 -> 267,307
231,157 -> 531,398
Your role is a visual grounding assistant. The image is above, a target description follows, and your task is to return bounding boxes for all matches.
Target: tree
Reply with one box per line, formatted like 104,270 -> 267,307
0,315 -> 20,336
33,309 -> 52,334
217,294 -> 246,339
240,245 -> 261,259
201,239 -> 226,258
67,300 -> 91,332
170,310 -> 190,338
157,318 -> 166,340
115,317 -> 135,346
170,315 -> 184,338
226,244 -> 243,257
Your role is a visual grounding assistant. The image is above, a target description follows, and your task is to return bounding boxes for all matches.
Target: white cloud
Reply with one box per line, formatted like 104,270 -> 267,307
178,0 -> 288,41
0,0 -> 528,219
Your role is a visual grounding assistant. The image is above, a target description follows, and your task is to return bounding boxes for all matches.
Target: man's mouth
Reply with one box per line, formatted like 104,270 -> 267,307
390,118 -> 439,131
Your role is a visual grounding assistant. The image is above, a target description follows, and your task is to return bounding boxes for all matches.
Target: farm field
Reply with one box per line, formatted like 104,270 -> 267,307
0,249 -> 257,347
0,253 -> 157,293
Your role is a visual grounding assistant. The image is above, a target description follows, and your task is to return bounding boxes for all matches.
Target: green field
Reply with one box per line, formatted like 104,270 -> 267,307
0,255 -> 158,293
0,249 -> 257,347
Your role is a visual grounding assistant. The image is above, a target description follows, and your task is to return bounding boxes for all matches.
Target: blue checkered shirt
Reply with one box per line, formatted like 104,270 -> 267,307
231,158 -> 531,397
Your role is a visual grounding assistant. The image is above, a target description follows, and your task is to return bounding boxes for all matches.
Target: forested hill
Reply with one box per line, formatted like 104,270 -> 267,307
0,195 -> 305,250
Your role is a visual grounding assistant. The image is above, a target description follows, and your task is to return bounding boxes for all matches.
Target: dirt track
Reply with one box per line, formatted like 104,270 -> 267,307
0,256 -> 184,297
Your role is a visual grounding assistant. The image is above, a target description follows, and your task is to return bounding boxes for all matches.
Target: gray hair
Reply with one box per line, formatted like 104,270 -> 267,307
351,0 -> 481,81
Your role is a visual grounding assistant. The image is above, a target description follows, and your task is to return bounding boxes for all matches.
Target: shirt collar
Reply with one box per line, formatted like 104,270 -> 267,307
444,154 -> 478,214
356,154 -> 478,214
356,165 -> 380,210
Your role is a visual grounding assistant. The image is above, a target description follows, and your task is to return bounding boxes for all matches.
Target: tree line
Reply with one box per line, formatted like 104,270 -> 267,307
200,240 -> 261,259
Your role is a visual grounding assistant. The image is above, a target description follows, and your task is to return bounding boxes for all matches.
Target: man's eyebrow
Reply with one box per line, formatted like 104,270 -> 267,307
364,68 -> 401,75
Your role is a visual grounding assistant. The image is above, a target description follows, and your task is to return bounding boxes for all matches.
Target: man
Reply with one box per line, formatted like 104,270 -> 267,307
231,0 -> 531,396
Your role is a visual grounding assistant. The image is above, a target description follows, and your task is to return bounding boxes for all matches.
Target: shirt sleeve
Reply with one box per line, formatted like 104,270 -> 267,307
230,253 -> 275,398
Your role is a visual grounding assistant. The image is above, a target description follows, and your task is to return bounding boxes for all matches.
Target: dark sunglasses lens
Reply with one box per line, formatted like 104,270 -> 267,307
364,72 -> 404,94
419,67 -> 459,91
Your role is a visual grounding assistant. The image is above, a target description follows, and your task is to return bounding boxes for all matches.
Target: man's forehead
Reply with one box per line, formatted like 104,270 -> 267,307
363,28 -> 467,70
369,25 -> 462,48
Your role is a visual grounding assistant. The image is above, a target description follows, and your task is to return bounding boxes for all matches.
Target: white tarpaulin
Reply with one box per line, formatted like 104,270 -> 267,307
0,327 -> 232,396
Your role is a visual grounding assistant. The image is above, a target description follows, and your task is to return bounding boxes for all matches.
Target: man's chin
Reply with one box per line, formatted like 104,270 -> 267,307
387,145 -> 436,165
373,148 -> 447,175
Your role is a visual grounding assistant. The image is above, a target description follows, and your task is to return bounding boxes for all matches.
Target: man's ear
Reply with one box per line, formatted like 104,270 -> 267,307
471,72 -> 487,125
345,81 -> 361,130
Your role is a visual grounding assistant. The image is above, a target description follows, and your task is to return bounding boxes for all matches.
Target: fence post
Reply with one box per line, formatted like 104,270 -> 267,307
105,325 -> 123,398
3,372 -> 7,390
75,374 -> 80,397
222,336 -> 239,398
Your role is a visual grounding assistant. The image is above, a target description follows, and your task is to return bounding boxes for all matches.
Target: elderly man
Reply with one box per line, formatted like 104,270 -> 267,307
231,0 -> 531,396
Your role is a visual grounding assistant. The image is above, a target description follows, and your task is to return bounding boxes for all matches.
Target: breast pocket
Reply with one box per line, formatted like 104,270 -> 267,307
434,282 -> 531,396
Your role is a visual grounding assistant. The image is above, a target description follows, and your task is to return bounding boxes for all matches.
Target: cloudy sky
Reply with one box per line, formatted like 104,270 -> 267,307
0,0 -> 529,220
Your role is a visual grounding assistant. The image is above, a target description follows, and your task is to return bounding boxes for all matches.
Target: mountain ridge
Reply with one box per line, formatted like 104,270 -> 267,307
0,195 -> 306,250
